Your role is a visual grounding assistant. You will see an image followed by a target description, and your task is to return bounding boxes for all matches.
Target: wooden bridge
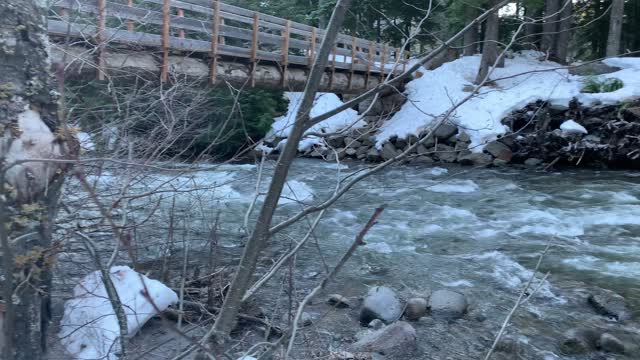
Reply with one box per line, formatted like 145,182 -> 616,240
48,0 -> 409,93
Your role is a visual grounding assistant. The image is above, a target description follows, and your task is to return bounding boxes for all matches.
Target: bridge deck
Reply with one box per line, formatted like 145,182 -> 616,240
48,0 -> 408,90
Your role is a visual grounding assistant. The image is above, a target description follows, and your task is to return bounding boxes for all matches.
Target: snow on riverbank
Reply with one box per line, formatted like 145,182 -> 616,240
270,92 -> 363,152
375,52 -> 640,151
58,266 -> 178,359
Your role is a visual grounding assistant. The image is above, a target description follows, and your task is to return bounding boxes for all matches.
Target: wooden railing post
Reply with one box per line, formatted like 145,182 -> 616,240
348,36 -> 356,90
97,0 -> 106,81
210,0 -> 220,84
366,41 -> 374,87
161,0 -> 170,82
250,12 -> 259,87
394,47 -> 399,74
329,46 -> 336,90
380,44 -> 387,81
127,0 -> 134,31
177,8 -> 185,38
403,50 -> 410,73
282,20 -> 291,87
309,27 -> 316,67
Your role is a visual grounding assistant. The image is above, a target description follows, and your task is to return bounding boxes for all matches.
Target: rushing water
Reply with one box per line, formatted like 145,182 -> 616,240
56,158 -> 640,359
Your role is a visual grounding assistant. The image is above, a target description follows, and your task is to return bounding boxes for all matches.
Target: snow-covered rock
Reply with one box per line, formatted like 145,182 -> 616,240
58,266 -> 178,359
560,120 -> 588,135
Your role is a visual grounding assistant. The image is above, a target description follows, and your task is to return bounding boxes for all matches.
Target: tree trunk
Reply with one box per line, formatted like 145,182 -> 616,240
209,0 -> 353,339
463,6 -> 480,56
0,1 -> 76,359
606,0 -> 625,56
541,0 -> 560,58
554,1 -> 573,64
318,0 -> 329,28
475,0 -> 500,84
523,4 -> 542,48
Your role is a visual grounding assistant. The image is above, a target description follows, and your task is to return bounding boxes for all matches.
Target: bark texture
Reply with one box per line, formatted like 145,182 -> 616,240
606,0 -> 625,57
463,7 -> 480,56
541,0 -> 560,59
554,0 -> 573,64
475,0 -> 500,84
0,1 -> 75,359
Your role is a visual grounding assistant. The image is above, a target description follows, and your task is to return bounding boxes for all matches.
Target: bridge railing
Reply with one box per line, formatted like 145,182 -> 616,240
48,0 -> 408,84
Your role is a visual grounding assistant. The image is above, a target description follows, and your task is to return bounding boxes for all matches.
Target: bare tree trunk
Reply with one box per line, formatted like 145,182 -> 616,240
0,1 -> 76,359
523,4 -> 542,48
463,6 -> 480,56
606,0 -> 625,56
475,0 -> 501,84
554,0 -> 573,64
210,0 -> 353,339
318,0 -> 330,28
541,0 -> 560,58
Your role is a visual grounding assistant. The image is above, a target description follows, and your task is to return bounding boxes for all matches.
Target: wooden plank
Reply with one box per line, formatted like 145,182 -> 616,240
161,0 -> 170,82
380,43 -> 386,81
403,50 -> 409,73
219,17 -> 225,45
348,36 -> 356,90
97,0 -> 106,80
210,0 -> 220,83
329,46 -> 336,90
366,40 -> 373,87
127,0 -> 134,31
250,12 -> 259,87
177,8 -> 185,38
282,20 -> 290,87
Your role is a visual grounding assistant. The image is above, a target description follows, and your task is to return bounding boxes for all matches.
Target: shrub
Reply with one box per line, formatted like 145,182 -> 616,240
581,76 -> 624,93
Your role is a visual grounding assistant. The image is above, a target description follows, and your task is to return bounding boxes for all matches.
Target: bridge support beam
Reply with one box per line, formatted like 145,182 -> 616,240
51,46 -> 382,94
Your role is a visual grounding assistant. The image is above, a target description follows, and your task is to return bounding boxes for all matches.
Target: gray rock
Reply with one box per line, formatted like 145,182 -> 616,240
560,328 -> 599,355
349,321 -> 417,355
359,97 -> 383,115
457,132 -> 471,143
380,93 -> 407,113
326,136 -> 345,148
569,61 -> 622,76
416,144 -> 429,155
598,333 -> 626,354
368,319 -> 385,330
429,290 -> 467,319
394,138 -> 407,149
346,148 -> 358,156
588,288 -> 632,321
524,158 -> 542,167
434,144 -> 457,163
411,156 -> 434,165
327,294 -> 351,308
493,158 -> 508,167
366,148 -> 381,162
345,137 -> 362,148
458,152 -> 492,166
404,298 -> 428,321
433,122 -> 458,140
484,141 -> 513,162
380,142 -> 399,161
360,286 -> 403,324
300,312 -> 313,327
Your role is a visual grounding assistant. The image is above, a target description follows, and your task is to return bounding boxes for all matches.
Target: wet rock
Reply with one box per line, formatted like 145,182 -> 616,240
381,142 -> 399,161
403,298 -> 428,321
366,148 -> 381,162
588,289 -> 632,321
328,294 -> 351,308
327,136 -> 345,148
569,61 -> 622,76
458,152 -> 492,166
457,132 -> 471,143
560,328 -> 599,355
346,148 -> 358,156
524,158 -> 542,167
394,138 -> 407,149
484,141 -> 513,162
360,286 -> 403,324
598,333 -> 626,354
434,144 -> 457,163
359,97 -> 383,115
411,156 -> 434,165
493,159 -> 508,167
415,144 -> 429,155
345,137 -> 362,149
434,123 -> 458,140
429,290 -> 467,319
368,319 -> 385,330
349,321 -> 417,355
300,312 -> 313,327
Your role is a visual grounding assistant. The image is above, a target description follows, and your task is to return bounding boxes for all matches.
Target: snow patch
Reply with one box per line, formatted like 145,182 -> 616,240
59,266 -> 178,360
560,120 -> 588,135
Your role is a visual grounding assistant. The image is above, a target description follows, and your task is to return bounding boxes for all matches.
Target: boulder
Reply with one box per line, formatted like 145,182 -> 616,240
416,144 -> 429,155
326,136 -> 345,148
588,289 -> 632,321
380,93 -> 407,114
411,156 -> 434,165
359,97 -> 383,115
458,152 -> 492,166
493,159 -> 508,167
560,328 -> 599,355
345,137 -> 362,149
434,144 -> 457,163
433,122 -> 458,140
484,141 -> 513,162
327,294 -> 351,308
568,61 -> 622,76
380,142 -> 399,161
523,158 -> 542,167
429,290 -> 467,319
368,319 -> 385,330
349,321 -> 417,355
404,298 -> 428,321
346,148 -> 358,156
598,333 -> 626,354
457,132 -> 471,143
300,312 -> 313,327
366,148 -> 381,162
360,286 -> 403,324
394,138 -> 407,149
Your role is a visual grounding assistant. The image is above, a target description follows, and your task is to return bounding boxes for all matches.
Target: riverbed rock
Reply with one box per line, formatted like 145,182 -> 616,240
381,142 -> 399,161
368,319 -> 385,330
524,158 -> 542,167
360,286 -> 403,324
598,333 -> 626,354
458,152 -> 492,166
484,141 -> 513,162
411,156 -> 434,165
588,289 -> 632,321
568,61 -> 622,76
300,312 -> 313,327
560,328 -> 599,355
434,144 -> 457,163
348,321 -> 417,355
429,290 -> 467,319
328,294 -> 351,308
404,298 -> 428,321
345,137 -> 362,149
434,123 -> 458,140
327,136 -> 345,148
366,148 -> 381,162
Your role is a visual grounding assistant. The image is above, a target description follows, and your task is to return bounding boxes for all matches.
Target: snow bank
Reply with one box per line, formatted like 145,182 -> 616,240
560,120 -> 588,135
59,266 -> 178,359
375,51 -> 640,151
270,92 -> 364,152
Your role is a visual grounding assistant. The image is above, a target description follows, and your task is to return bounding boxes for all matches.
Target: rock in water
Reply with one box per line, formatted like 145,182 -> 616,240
524,158 -> 542,167
458,152 -> 492,166
349,321 -> 417,355
327,294 -> 351,308
588,289 -> 632,321
404,298 -> 428,321
360,286 -> 403,324
429,290 -> 467,319
368,319 -> 385,330
560,328 -> 599,355
598,333 -> 626,354
484,141 -> 513,162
